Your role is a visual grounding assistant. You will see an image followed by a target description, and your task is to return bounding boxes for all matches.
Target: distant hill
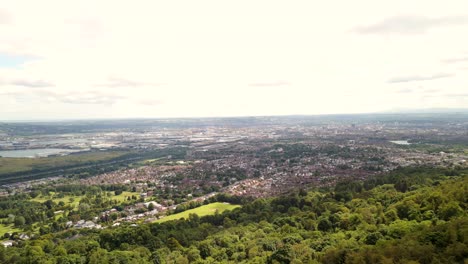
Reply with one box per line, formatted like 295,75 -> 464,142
382,107 -> 468,114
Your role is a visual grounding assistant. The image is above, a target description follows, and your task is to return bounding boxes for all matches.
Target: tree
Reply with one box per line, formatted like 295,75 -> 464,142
53,246 -> 67,256
14,216 -> 26,227
79,203 -> 91,212
24,245 -> 46,263
199,241 -> 212,259
317,218 -> 332,232
365,232 -> 383,245
268,247 -> 292,264
167,237 -> 182,251
0,245 -> 5,263
110,213 -> 118,221
439,201 -> 463,220
151,251 -> 163,264
89,248 -> 109,264
186,246 -> 201,262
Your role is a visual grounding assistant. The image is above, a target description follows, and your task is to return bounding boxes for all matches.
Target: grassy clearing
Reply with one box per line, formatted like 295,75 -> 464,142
0,151 -> 128,175
0,223 -> 21,237
143,157 -> 164,163
109,191 -> 140,203
155,202 -> 241,223
31,191 -> 140,208
54,213 -> 66,221
131,157 -> 167,167
31,193 -> 82,209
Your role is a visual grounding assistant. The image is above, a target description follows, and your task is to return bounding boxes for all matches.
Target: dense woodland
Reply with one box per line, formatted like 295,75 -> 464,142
1,166 -> 467,263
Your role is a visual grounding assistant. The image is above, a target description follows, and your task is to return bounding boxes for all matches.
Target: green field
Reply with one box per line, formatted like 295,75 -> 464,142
0,223 -> 21,237
109,191 -> 140,203
31,191 -> 140,209
155,202 -> 241,223
141,157 -> 164,164
0,151 -> 128,175
31,192 -> 83,208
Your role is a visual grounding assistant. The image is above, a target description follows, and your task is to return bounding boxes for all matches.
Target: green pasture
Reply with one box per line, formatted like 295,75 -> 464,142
31,192 -> 82,208
155,202 -> 240,223
108,191 -> 140,203
0,223 -> 21,237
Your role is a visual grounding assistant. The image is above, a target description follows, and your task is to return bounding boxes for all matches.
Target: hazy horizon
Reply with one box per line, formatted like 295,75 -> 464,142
2,108 -> 468,123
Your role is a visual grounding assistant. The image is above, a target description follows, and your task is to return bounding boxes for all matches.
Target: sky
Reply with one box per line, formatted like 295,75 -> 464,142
0,0 -> 467,120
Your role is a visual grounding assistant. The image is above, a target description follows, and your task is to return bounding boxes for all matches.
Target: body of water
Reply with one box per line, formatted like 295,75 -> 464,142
36,138 -> 88,144
389,140 -> 412,145
0,148 -> 82,158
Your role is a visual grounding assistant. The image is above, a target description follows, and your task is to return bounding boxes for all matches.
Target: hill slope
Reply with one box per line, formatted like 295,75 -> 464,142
2,167 -> 467,263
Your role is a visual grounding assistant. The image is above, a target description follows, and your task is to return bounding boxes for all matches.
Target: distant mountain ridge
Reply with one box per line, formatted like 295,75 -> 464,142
382,107 -> 468,114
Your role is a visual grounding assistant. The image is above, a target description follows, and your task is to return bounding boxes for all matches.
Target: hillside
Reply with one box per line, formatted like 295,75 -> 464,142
1,167 -> 467,263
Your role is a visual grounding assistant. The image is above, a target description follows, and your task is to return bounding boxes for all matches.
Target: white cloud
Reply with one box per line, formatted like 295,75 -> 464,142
387,73 -> 455,83
9,79 -> 54,88
96,77 -> 165,88
442,56 -> 468,64
0,9 -> 11,24
354,15 -> 468,35
249,81 -> 291,87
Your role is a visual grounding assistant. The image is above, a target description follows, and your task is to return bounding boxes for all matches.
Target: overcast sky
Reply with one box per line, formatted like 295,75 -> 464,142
1,1 -> 467,120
